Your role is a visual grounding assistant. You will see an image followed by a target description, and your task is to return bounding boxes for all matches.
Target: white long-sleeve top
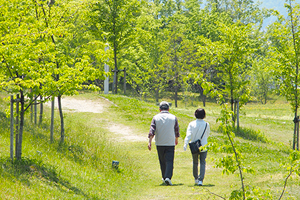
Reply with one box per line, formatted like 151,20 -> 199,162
184,119 -> 210,151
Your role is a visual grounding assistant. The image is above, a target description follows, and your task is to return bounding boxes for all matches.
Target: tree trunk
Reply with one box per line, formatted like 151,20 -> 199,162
113,41 -> 118,94
199,86 -> 206,107
175,87 -> 178,108
50,98 -> 55,142
57,95 -> 65,143
15,94 -> 19,158
155,88 -> 159,104
289,0 -> 299,150
123,68 -> 126,95
30,89 -> 33,122
34,94 -> 37,125
230,92 -> 236,127
17,91 -> 25,160
10,95 -> 14,161
297,121 -> 299,150
237,99 -> 240,131
293,115 -> 297,150
39,96 -> 43,126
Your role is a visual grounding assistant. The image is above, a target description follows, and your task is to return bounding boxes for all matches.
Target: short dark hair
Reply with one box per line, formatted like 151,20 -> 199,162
195,108 -> 206,119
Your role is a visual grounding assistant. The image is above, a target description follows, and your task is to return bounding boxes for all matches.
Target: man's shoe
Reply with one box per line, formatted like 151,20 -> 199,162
195,179 -> 199,185
164,178 -> 173,186
198,180 -> 203,186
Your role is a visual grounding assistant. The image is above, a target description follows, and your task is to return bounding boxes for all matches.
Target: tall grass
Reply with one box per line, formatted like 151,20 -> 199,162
0,92 -> 299,199
0,93 -> 144,199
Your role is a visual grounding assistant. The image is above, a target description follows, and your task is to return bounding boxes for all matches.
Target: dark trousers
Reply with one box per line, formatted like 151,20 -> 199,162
156,146 -> 175,180
192,151 -> 207,181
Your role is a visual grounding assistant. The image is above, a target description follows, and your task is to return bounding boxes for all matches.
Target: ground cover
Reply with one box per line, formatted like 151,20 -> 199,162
0,91 -> 299,199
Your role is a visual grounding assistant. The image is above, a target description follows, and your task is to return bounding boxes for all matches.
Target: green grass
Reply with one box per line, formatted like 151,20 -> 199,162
0,93 -> 144,199
0,91 -> 300,199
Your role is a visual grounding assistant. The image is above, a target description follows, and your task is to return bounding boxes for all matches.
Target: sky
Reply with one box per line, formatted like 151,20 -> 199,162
256,0 -> 300,28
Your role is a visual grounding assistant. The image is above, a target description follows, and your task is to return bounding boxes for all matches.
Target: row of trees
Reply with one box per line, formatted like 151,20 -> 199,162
1,0 -> 300,157
93,0 -> 300,148
1,1 -> 300,199
0,0 -> 107,159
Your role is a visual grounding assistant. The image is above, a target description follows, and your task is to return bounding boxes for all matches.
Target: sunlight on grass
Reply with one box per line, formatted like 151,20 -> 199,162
0,91 -> 299,199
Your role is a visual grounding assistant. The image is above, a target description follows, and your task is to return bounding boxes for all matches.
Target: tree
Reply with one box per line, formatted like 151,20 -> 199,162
0,0 -> 50,159
267,0 -> 300,150
89,0 -> 141,94
198,21 -> 256,127
126,0 -> 169,103
38,0 -> 106,143
250,58 -> 275,104
0,0 -> 104,159
183,1 -> 230,106
206,0 -> 268,26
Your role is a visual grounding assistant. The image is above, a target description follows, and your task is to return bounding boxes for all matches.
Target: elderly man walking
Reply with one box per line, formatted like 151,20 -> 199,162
148,101 -> 180,186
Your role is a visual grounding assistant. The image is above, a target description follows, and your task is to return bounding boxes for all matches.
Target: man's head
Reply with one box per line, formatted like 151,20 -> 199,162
159,101 -> 170,111
195,108 -> 206,119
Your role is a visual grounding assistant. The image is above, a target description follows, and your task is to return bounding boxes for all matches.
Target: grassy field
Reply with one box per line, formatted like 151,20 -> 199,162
0,91 -> 299,199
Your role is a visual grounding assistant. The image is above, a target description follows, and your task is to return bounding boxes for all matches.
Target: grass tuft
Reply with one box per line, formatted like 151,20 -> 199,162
234,127 -> 270,143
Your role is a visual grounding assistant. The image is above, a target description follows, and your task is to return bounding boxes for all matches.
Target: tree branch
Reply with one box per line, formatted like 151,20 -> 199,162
204,188 -> 226,199
1,54 -> 14,77
278,167 -> 293,200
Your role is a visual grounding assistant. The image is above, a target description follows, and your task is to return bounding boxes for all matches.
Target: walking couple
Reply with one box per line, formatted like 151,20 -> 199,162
148,101 -> 210,186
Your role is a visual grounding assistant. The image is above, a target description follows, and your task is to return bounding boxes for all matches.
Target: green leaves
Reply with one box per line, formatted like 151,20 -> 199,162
267,2 -> 300,113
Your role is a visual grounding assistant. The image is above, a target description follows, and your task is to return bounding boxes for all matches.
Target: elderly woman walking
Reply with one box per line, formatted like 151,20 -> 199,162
184,108 -> 210,186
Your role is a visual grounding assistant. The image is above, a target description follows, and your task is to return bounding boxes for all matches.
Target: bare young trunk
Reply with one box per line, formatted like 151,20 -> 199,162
15,94 -> 19,159
39,96 -> 43,126
123,68 -> 126,95
17,91 -> 25,160
227,130 -> 245,200
34,94 -> 37,125
50,98 -> 55,142
237,99 -> 240,131
10,95 -> 14,161
30,89 -> 33,122
57,95 -> 65,143
289,0 -> 300,150
113,39 -> 118,94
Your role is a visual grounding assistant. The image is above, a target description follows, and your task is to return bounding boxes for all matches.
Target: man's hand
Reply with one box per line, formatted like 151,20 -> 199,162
175,137 -> 178,145
148,142 -> 151,151
148,135 -> 153,151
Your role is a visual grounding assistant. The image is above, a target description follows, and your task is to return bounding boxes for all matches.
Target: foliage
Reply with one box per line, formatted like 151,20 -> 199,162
198,21 -> 256,108
266,0 -> 300,150
267,1 -> 300,113
124,0 -> 168,101
250,58 -> 275,104
89,0 -> 142,94
1,0 -> 300,198
230,185 -> 273,200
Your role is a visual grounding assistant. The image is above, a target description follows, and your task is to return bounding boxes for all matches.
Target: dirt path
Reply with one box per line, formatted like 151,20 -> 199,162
49,97 -> 146,142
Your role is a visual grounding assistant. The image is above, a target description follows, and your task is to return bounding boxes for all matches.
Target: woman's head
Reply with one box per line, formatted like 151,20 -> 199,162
195,108 -> 206,119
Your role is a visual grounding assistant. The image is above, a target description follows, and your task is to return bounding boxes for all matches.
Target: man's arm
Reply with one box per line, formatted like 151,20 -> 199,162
174,117 -> 180,146
148,135 -> 153,151
175,137 -> 178,146
148,117 -> 156,151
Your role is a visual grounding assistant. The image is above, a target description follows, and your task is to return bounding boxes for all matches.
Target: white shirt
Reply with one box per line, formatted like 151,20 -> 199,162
184,119 -> 210,151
